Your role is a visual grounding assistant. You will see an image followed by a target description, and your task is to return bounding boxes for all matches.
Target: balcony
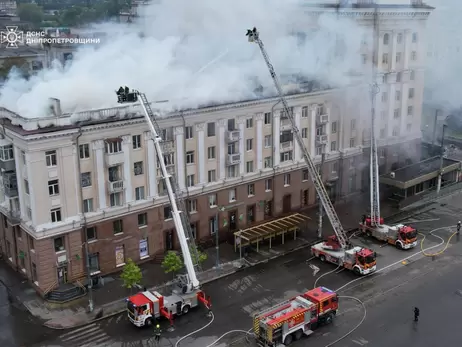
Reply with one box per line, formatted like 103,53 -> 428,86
5,210 -> 20,226
157,165 -> 175,176
227,130 -> 240,142
280,141 -> 294,151
316,135 -> 328,145
316,114 -> 329,125
3,172 -> 18,197
227,153 -> 241,165
280,118 -> 292,131
0,159 -> 15,172
108,180 -> 125,193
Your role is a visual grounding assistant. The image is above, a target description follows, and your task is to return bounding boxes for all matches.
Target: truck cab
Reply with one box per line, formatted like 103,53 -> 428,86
303,287 -> 338,327
344,247 -> 376,275
396,224 -> 418,248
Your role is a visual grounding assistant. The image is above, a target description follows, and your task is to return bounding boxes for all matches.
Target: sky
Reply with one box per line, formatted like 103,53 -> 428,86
0,0 -> 370,119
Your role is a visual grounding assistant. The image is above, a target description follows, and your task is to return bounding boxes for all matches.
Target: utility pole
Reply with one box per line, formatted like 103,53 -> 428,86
437,124 -> 447,194
317,147 -> 326,239
432,109 -> 439,154
84,238 -> 93,312
214,207 -> 223,269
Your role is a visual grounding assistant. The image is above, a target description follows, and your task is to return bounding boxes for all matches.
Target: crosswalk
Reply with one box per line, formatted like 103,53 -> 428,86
58,323 -> 114,347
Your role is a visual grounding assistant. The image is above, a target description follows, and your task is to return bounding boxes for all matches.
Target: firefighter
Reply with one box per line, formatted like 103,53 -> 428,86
414,307 -> 420,322
154,324 -> 161,343
124,86 -> 130,94
116,86 -> 124,95
457,221 -> 461,234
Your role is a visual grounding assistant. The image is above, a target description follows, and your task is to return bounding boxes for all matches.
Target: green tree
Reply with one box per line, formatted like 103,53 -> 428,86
0,57 -> 29,79
120,258 -> 142,292
188,245 -> 207,265
17,4 -> 44,26
161,251 -> 183,277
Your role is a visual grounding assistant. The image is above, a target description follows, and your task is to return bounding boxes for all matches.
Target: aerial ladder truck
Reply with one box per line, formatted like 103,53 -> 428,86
116,88 -> 211,328
358,5 -> 417,250
246,28 -> 376,275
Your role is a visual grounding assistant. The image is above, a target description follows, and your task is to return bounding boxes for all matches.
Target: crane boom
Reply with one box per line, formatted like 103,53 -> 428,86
246,28 -> 349,250
132,92 -> 201,289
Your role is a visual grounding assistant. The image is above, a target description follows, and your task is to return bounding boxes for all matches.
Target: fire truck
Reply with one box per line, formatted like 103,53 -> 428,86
360,216 -> 418,249
311,235 -> 377,275
120,89 -> 210,327
253,286 -> 339,346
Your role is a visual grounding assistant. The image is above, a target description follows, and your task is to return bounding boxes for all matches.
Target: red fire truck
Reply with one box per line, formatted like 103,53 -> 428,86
253,286 -> 339,346
360,216 -> 418,249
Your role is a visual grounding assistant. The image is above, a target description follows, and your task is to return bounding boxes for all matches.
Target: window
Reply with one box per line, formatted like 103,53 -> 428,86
160,153 -> 175,167
302,128 -> 308,138
24,180 -> 29,194
207,146 -> 216,159
132,135 -> 141,149
331,141 -> 337,151
50,208 -> 62,223
302,106 -> 308,118
316,146 -> 322,156
134,161 -> 144,175
86,226 -> 96,241
227,165 -> 238,178
89,253 -> 100,273
264,135 -> 272,148
408,88 -> 414,99
351,119 -> 356,131
246,118 -> 253,128
138,213 -> 147,227
284,174 -> 291,186
246,161 -> 254,173
187,199 -> 197,213
397,33 -> 403,44
379,148 -> 386,158
113,219 -> 123,234
228,119 -> 236,131
264,200 -> 273,217
412,32 -> 418,43
190,223 -> 197,239
361,54 -> 367,65
32,263 -> 37,282
396,72 -> 402,82
396,52 -> 401,63
28,235 -> 35,250
265,178 -> 272,191
392,126 -> 399,137
110,192 -> 122,207
209,216 -> 218,235
54,237 -> 65,252
302,169 -> 309,181
380,128 -> 386,138
186,151 -> 194,164
186,174 -> 195,187
280,151 -> 293,162
407,106 -> 413,116
229,188 -> 236,202
207,170 -> 216,183
406,124 -> 412,132
207,122 -> 215,137
79,144 -> 90,159
48,179 -> 59,196
394,109 -> 400,119
383,33 -> 389,45
411,51 -> 417,61
185,126 -> 193,139
350,138 -> 355,148
247,205 -> 255,223
83,198 -> 93,213
81,172 -> 91,187
105,140 -> 122,154
410,70 -> 415,80
382,92 -> 388,102
382,53 -> 388,64
247,183 -> 255,196
264,156 -> 272,168
16,228 -> 22,239
264,112 -> 271,124
208,194 -> 217,207
395,90 -> 401,101
246,139 -> 253,151
164,205 -> 172,219
45,150 -> 57,167
332,162 -> 338,173
331,121 -> 337,133
135,186 -> 145,200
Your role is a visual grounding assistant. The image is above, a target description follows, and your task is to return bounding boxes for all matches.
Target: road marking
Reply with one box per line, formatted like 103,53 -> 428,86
351,337 -> 369,345
59,323 -> 97,338
309,264 -> 320,276
59,323 -> 114,347
403,218 -> 440,223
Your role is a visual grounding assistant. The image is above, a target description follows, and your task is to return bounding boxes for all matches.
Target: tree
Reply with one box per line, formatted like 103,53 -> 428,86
161,251 -> 183,277
188,245 -> 207,265
120,258 -> 142,292
17,4 -> 44,26
0,57 -> 29,79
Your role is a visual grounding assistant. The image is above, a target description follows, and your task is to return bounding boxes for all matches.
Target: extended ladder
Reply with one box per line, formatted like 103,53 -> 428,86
246,28 -> 349,250
138,93 -> 202,272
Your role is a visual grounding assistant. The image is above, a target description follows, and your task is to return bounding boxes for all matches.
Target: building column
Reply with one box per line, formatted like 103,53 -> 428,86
174,127 -> 186,190
24,153 -> 37,225
387,83 -> 396,137
256,113 -> 263,170
238,117 -> 245,175
218,120 -> 226,180
14,147 -> 25,220
294,107 -> 301,161
122,136 -> 133,202
273,112 -> 281,166
145,132 -> 157,198
390,31 -> 397,71
309,105 -> 317,157
92,140 -> 107,210
325,105 -> 331,151
195,123 -> 206,185
400,84 -> 409,135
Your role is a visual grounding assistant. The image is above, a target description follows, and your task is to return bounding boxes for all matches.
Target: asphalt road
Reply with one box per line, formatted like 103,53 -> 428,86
26,197 -> 462,347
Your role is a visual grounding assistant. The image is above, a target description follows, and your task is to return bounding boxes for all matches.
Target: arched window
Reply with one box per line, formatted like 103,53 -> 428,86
383,33 -> 389,45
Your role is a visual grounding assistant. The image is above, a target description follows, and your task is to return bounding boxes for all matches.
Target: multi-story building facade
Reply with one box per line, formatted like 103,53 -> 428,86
0,0 -> 432,297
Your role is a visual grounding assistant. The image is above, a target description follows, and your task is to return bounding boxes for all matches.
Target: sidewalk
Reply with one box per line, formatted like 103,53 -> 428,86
3,194 -> 401,330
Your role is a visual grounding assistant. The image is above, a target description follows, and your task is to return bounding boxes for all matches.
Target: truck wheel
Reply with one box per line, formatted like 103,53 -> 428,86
182,305 -> 190,315
325,314 -> 333,325
353,267 -> 361,275
396,242 -> 403,250
283,334 -> 293,345
319,255 -> 326,262
294,329 -> 303,341
145,318 -> 154,327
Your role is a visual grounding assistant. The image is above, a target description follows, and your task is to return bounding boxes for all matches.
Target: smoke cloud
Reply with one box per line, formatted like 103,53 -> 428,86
0,0 -> 371,119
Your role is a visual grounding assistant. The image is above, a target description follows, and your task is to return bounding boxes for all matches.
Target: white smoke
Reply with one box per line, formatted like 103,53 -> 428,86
0,0 -> 370,119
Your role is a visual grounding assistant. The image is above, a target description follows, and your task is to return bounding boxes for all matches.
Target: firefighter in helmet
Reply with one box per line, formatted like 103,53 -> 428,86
154,323 -> 161,343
